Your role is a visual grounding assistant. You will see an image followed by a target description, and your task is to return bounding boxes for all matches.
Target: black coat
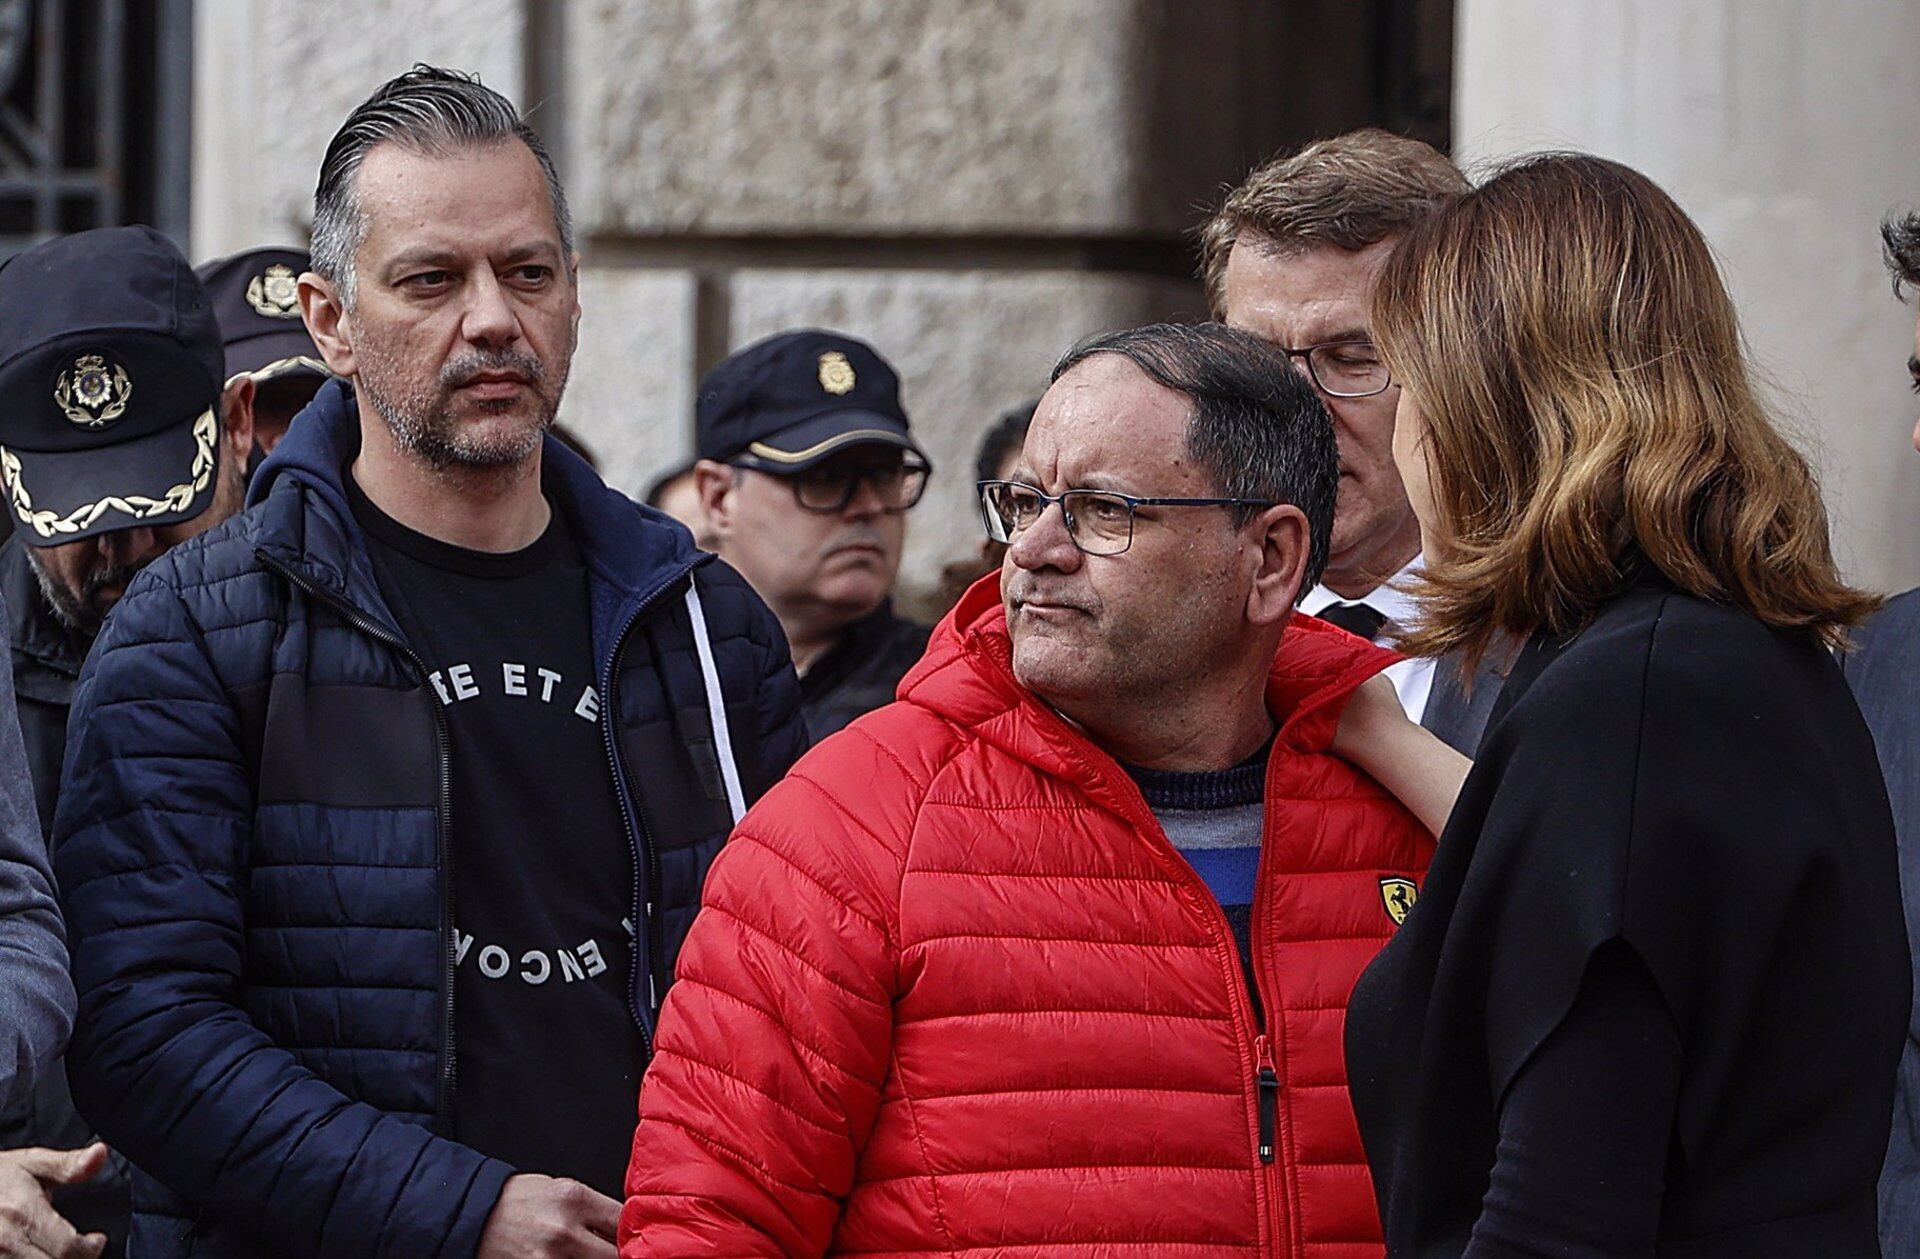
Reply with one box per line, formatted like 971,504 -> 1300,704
798,600 -> 930,743
1346,574 -> 1909,1257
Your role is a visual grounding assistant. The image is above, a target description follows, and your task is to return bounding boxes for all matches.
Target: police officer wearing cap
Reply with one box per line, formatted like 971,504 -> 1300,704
694,329 -> 933,742
195,246 -> 329,457
0,227 -> 257,843
0,225 -> 259,1259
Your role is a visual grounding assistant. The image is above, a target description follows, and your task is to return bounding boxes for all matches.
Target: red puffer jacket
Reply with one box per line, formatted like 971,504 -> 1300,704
622,579 -> 1434,1257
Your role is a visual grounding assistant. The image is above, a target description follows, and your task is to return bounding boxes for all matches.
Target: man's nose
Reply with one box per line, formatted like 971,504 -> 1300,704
1006,501 -> 1082,573
841,474 -> 887,521
460,271 -> 521,349
97,526 -> 159,566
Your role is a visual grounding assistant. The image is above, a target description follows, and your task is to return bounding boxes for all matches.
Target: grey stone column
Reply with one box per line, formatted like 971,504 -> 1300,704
1455,0 -> 1920,593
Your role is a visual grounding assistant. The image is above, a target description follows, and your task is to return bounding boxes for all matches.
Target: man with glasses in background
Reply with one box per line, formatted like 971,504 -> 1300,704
1200,130 -> 1497,753
623,322 -> 1435,1256
693,329 -> 932,742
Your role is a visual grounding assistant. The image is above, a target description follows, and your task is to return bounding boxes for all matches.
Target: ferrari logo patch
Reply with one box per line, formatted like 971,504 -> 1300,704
1379,877 -> 1418,927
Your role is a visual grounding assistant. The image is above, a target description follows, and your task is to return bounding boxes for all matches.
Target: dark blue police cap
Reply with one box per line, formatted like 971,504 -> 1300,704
695,328 -> 927,473
195,245 -> 328,385
0,226 -> 226,546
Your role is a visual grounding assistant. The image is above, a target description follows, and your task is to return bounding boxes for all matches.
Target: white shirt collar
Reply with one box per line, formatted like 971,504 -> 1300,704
1298,553 -> 1425,632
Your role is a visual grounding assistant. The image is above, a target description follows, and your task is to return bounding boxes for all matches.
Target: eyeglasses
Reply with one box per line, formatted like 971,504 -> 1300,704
1276,340 -> 1393,399
978,479 -> 1276,557
742,453 -> 931,515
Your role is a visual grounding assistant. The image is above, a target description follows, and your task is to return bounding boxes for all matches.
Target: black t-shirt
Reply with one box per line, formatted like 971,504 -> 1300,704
346,473 -> 641,1198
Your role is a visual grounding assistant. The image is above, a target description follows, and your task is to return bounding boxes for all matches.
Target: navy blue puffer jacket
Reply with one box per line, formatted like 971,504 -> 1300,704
54,381 -> 808,1258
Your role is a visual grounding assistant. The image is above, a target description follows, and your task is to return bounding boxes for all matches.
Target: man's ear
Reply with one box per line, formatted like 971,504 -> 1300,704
1247,502 -> 1311,628
568,251 -> 583,336
692,459 -> 737,536
298,271 -> 356,378
219,376 -> 257,461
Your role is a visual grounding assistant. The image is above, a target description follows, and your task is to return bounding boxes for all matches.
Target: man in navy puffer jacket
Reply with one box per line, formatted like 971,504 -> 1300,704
53,65 -> 806,1259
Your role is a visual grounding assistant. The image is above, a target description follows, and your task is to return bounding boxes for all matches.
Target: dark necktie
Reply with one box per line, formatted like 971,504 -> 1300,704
1317,600 -> 1388,642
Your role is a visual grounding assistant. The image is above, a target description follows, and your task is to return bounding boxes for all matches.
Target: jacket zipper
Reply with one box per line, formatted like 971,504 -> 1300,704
255,550 -> 461,1133
978,651 -> 1284,1253
1122,770 -> 1286,1252
598,564 -> 701,1058
1251,754 -> 1295,1253
1255,1034 -> 1279,1163
959,631 -> 1388,1255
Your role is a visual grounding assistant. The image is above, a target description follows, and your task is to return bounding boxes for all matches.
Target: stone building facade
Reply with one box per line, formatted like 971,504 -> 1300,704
193,0 -> 1920,597
191,0 -> 1448,609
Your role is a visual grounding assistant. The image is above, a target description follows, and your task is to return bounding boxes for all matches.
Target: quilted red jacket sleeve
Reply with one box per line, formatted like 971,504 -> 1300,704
620,723 -> 921,1256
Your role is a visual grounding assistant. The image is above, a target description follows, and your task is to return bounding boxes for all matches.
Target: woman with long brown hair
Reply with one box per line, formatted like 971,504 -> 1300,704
1332,153 -> 1909,1256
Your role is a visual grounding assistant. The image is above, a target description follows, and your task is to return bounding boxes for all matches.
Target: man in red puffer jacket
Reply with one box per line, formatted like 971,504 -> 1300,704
621,322 -> 1434,1258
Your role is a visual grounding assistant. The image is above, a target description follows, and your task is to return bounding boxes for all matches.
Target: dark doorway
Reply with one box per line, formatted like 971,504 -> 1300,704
1243,0 -> 1455,160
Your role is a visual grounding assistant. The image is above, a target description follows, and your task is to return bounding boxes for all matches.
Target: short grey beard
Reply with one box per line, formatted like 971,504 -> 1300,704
25,546 -> 128,639
23,459 -> 246,637
356,343 -> 564,471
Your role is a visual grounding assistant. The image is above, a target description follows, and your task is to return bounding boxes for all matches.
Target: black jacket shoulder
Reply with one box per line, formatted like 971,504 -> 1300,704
799,603 -> 930,743
1348,577 -> 1907,1255
1494,582 -> 1839,749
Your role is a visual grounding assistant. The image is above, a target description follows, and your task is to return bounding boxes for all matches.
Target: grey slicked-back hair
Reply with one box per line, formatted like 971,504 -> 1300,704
311,64 -> 572,307
1052,322 -> 1338,594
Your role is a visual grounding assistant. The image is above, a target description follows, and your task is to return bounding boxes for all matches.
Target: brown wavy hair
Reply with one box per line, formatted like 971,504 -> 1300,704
1370,153 -> 1876,669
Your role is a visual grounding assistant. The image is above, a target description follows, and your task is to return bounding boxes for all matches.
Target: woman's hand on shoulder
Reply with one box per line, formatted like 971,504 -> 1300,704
1332,671 -> 1473,839
1331,672 -> 1413,767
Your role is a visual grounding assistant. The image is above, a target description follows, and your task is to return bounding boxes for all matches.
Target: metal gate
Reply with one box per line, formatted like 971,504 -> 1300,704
0,0 -> 191,258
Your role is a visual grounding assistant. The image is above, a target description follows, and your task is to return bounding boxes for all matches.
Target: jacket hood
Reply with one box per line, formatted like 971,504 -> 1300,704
249,378 -> 705,607
898,572 -> 1404,768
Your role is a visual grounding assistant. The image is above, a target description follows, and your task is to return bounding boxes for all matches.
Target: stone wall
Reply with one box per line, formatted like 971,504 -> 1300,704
192,0 -> 1312,608
1456,0 -> 1920,594
192,0 -> 525,262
